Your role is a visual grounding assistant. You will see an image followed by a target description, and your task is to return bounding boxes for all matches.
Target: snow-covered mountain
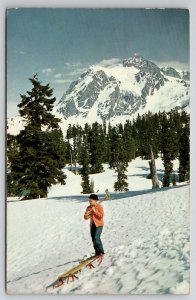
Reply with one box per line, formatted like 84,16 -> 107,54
57,54 -> 190,126
7,54 -> 190,135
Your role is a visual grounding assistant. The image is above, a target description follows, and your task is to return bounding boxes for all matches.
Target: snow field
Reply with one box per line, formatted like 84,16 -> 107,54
6,158 -> 189,294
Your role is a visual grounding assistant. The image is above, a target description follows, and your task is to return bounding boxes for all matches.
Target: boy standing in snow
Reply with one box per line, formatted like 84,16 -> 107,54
84,194 -> 104,261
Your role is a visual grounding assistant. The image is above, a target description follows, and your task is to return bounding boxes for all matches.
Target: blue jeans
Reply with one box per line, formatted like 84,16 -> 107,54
90,222 -> 104,255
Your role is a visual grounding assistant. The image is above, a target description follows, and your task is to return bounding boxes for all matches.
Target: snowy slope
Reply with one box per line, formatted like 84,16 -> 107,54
6,158 -> 190,295
91,63 -> 145,95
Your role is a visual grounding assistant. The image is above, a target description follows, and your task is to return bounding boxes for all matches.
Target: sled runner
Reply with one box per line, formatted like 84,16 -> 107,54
53,254 -> 104,288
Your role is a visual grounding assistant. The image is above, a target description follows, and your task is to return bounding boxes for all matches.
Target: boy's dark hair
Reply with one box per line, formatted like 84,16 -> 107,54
89,194 -> 99,200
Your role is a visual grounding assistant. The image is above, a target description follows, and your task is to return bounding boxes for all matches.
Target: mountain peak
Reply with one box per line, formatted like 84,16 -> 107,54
123,54 -> 160,73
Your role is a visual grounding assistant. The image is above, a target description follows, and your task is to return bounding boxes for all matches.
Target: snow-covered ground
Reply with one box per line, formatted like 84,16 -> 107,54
6,158 -> 190,295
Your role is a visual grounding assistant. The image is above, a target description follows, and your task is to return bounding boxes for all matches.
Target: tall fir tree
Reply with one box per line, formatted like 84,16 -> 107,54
66,124 -> 83,173
178,119 -> 190,182
123,120 -> 136,161
114,162 -> 129,192
110,126 -> 129,191
8,75 -> 67,199
88,122 -> 104,173
78,136 -> 91,194
108,126 -> 121,169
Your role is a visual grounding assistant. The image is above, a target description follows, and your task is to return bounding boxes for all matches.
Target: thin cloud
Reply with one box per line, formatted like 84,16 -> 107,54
52,79 -> 72,84
68,67 -> 88,76
64,61 -> 89,76
19,51 -> 25,55
65,62 -> 72,67
64,62 -> 82,68
54,73 -> 64,79
64,62 -> 90,72
97,58 -> 121,68
42,68 -> 55,75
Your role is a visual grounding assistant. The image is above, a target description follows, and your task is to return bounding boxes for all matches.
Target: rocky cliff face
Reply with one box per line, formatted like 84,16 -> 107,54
161,66 -> 181,79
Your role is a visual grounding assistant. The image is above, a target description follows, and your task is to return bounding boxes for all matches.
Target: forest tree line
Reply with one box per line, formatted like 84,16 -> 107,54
63,110 -> 189,192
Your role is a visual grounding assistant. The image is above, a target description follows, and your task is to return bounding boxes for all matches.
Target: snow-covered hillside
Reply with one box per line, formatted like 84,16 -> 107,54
6,158 -> 190,295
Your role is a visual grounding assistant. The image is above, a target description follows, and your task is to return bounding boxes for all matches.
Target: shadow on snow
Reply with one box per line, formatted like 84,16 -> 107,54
47,184 -> 188,203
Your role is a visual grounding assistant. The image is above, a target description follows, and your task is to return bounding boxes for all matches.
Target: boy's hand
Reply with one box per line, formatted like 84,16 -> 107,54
84,208 -> 92,219
91,206 -> 96,212
86,209 -> 92,216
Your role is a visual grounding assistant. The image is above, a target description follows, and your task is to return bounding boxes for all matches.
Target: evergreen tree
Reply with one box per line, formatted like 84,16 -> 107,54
123,120 -> 136,161
100,122 -> 108,163
66,124 -> 83,173
66,124 -> 73,139
137,112 -> 161,159
88,122 -> 104,173
8,75 -> 67,199
167,111 -> 180,158
106,122 -> 113,165
108,126 -> 121,169
114,162 -> 129,192
150,113 -> 162,158
132,114 -> 142,157
178,120 -> 190,182
64,141 -> 73,168
78,136 -> 91,194
161,113 -> 176,187
109,126 -> 129,191
81,172 -> 91,194
162,158 -> 173,187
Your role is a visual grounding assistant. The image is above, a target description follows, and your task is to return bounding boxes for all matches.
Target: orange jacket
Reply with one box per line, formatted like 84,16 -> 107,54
84,204 -> 104,227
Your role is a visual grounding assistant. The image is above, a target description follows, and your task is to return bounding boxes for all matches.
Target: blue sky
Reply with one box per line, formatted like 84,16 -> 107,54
7,8 -> 189,117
